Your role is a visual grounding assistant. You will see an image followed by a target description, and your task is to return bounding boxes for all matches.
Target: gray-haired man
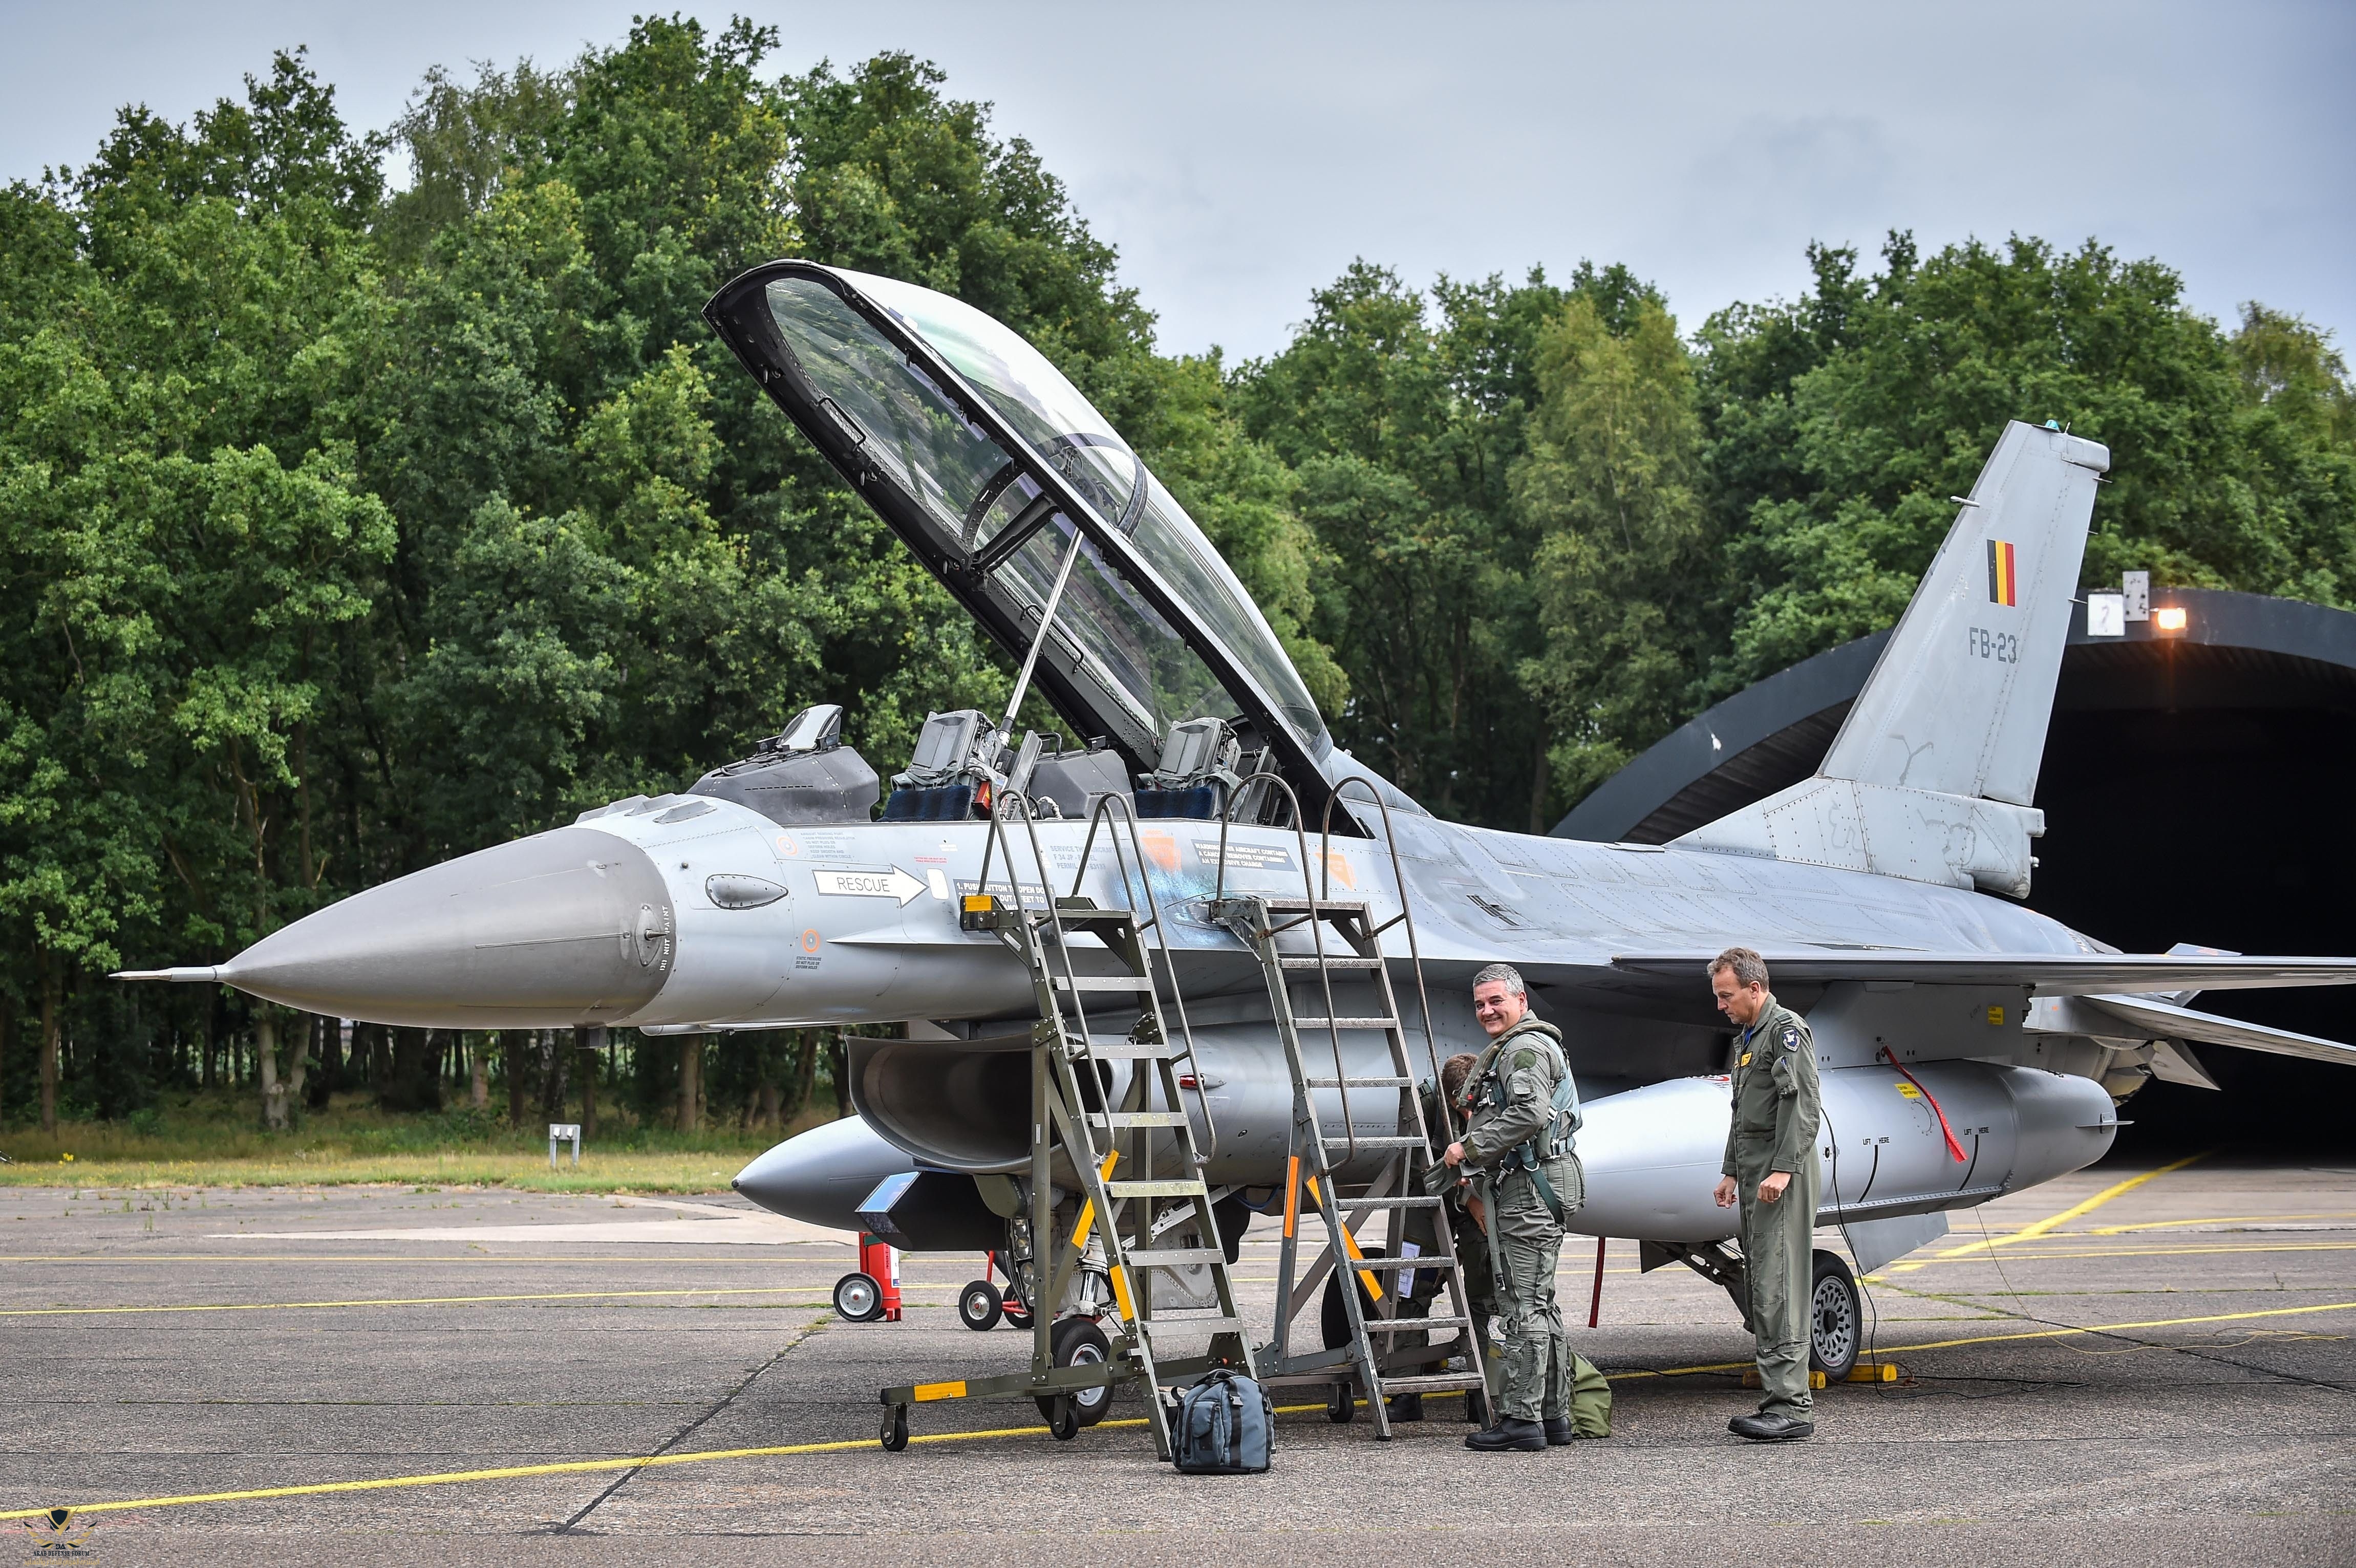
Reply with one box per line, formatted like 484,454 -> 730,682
1709,946 -> 1822,1442
1442,962 -> 1582,1452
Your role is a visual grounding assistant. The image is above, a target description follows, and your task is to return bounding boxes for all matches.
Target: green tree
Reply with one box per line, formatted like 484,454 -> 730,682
1514,295 -> 1715,807
1703,233 -> 2356,691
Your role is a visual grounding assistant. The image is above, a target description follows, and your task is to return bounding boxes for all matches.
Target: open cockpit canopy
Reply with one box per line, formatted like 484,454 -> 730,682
704,263 -> 1337,815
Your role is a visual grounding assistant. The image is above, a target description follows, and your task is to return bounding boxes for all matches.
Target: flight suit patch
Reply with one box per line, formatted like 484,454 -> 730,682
1740,1052 -> 1752,1066
1513,1049 -> 1535,1072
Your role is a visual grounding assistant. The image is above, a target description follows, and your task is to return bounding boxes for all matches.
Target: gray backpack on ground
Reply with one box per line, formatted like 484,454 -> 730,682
1170,1369 -> 1273,1473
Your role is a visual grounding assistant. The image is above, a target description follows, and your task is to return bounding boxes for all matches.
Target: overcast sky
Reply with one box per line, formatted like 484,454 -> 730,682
4,2 -> 2350,361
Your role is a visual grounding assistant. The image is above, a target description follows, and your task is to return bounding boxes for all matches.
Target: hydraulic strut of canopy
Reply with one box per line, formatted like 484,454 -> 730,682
991,440 -> 1148,749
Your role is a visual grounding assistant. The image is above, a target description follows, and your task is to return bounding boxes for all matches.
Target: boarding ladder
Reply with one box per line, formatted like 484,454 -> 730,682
1208,779 -> 1490,1438
879,791 -> 1253,1458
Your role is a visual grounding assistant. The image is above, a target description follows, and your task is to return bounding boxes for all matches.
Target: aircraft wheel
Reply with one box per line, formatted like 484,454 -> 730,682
1211,1191 -> 1251,1264
880,1404 -> 909,1452
958,1279 -> 1004,1332
1808,1249 -> 1860,1380
832,1271 -> 884,1323
1319,1246 -> 1388,1348
1052,1317 -> 1115,1427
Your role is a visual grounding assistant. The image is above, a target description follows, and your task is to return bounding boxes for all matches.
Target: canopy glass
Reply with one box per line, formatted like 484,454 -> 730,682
757,268 -> 1327,754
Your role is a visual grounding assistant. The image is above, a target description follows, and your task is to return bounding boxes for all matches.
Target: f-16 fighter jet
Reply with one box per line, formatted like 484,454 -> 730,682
123,264 -> 2356,1432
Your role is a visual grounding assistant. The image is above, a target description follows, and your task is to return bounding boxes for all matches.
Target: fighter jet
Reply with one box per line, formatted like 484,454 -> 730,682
122,263 -> 2356,1387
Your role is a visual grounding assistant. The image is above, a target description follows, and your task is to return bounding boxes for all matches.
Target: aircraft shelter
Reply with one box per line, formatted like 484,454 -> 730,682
1555,587 -> 2356,1152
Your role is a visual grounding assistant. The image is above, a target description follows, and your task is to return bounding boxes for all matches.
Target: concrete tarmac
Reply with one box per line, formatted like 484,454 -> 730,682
3,1155 -> 2352,1566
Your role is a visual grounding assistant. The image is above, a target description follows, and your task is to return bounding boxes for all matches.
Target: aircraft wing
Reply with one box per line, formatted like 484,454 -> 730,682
1605,951 -> 2356,997
2078,993 -> 2356,1066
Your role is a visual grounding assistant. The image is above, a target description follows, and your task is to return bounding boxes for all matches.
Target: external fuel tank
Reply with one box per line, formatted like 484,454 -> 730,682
746,1041 -> 2118,1239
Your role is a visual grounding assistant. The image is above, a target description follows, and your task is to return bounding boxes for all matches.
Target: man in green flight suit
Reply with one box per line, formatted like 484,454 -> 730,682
1709,947 -> 1823,1442
1442,962 -> 1583,1452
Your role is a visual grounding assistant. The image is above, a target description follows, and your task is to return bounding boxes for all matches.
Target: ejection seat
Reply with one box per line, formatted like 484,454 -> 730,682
686,704 -> 879,825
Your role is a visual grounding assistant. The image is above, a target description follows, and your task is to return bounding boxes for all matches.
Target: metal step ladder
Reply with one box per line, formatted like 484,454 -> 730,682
1209,888 -> 1490,1438
880,794 -> 1253,1458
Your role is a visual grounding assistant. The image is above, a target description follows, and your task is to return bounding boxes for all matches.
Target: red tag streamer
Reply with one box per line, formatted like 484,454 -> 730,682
1878,1046 -> 1969,1163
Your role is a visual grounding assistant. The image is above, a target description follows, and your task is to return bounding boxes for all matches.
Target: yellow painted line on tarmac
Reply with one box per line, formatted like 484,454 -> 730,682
0,1421 -> 1104,1521
1892,1151 -> 2210,1271
13,1299 -> 2354,1523
1611,1298 -> 2356,1380
0,1257 -> 875,1265
1872,1240 -> 2356,1268
0,1395 -> 1420,1523
2085,1213 -> 2356,1236
0,1286 -> 855,1318
1844,1298 -> 2356,1356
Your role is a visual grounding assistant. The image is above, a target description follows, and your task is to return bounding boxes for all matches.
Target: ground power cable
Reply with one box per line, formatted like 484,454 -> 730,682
553,1313 -> 829,1533
1819,1098 -> 1892,1406
1968,1177 -> 2354,1394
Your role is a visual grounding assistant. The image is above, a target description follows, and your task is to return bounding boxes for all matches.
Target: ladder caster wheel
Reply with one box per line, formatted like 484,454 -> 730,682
881,1405 -> 909,1452
1039,1393 -> 1080,1441
1326,1383 -> 1356,1424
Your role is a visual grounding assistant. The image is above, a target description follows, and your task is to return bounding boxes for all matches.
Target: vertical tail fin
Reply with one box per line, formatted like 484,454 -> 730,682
1680,421 -> 2109,895
1820,421 -> 2109,803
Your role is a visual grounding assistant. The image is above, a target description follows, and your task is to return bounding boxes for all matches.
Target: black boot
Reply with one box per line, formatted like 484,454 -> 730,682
1730,1411 -> 1814,1442
1543,1416 -> 1575,1445
1387,1391 -> 1425,1423
1465,1417 -> 1547,1452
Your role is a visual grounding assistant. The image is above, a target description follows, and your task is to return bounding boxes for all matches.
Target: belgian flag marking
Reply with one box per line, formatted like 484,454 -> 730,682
1986,538 -> 2018,607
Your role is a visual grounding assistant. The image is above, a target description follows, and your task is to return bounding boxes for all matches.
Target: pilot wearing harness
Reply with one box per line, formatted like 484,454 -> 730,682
1442,962 -> 1584,1452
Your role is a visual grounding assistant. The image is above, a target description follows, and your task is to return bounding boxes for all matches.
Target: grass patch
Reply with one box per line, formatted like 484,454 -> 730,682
0,1089 -> 832,1193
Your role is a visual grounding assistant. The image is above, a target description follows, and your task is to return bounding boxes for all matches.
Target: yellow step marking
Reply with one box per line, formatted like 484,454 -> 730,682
1303,1175 -> 1383,1301
1068,1152 -> 1120,1249
1891,1150 -> 2210,1271
911,1381 -> 966,1402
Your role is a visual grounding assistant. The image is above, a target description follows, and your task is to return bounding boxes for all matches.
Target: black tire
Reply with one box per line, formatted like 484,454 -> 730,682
1319,1247 -> 1388,1349
1030,1318 -> 1112,1426
1211,1191 -> 1251,1264
1000,1289 -> 1032,1330
832,1271 -> 883,1323
1045,1393 -> 1080,1441
880,1404 -> 909,1452
1053,1316 -> 1116,1426
1808,1249 -> 1861,1381
1325,1382 -> 1355,1424
957,1279 -> 1003,1332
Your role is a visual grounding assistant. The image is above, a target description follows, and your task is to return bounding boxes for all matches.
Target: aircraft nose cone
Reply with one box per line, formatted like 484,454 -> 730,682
733,1116 -> 914,1232
218,826 -> 675,1028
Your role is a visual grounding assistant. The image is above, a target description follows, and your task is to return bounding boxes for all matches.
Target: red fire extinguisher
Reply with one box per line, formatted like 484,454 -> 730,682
832,1231 -> 903,1323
